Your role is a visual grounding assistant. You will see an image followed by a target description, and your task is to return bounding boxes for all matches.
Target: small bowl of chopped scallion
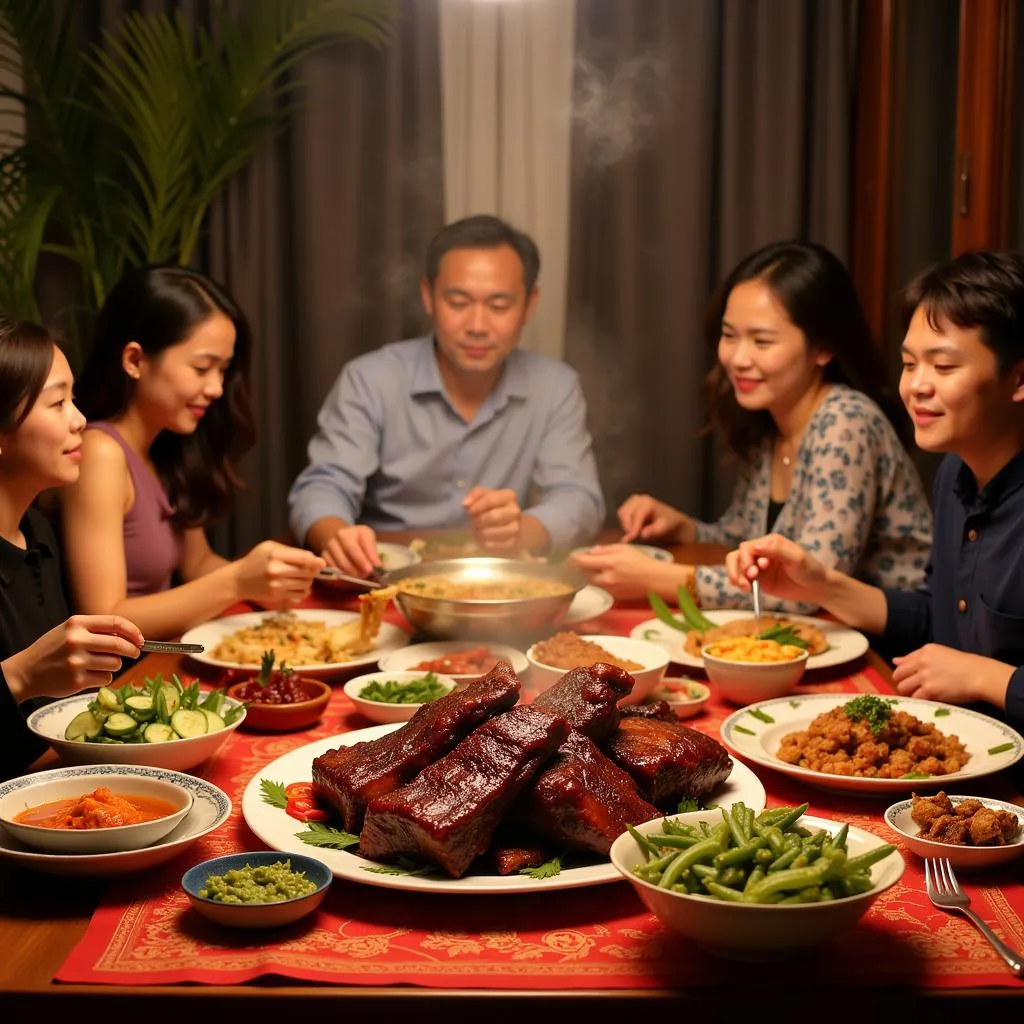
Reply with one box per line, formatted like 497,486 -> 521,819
342,671 -> 458,724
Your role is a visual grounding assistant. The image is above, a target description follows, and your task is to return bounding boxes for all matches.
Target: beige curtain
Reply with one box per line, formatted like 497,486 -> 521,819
565,0 -> 857,525
439,0 -> 576,359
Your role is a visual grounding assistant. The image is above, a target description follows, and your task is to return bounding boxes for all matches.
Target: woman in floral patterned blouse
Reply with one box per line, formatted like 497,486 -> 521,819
572,241 -> 933,613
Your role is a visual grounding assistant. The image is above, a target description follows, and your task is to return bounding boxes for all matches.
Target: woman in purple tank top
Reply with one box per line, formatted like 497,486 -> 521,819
61,267 -> 324,640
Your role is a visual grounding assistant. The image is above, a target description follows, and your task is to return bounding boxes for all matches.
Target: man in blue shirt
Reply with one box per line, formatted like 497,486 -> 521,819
724,250 -> 1024,730
288,215 -> 605,575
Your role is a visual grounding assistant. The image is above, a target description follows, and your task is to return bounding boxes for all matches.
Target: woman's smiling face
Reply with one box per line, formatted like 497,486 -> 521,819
0,345 -> 86,490
717,278 -> 831,417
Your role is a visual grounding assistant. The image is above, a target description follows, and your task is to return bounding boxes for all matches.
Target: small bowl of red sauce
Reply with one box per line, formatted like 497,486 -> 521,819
226,665 -> 332,732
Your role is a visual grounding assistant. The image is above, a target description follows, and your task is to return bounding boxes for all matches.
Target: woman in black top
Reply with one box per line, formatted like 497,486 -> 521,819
0,317 -> 143,779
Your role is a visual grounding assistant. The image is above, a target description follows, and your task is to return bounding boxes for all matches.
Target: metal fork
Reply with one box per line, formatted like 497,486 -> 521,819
751,578 -> 762,637
925,857 -> 1023,976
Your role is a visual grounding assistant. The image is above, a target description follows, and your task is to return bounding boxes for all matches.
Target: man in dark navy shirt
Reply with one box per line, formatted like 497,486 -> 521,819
725,250 -> 1024,731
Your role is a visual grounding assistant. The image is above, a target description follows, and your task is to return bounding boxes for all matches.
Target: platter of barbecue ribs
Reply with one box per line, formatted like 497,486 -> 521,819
241,660 -> 765,893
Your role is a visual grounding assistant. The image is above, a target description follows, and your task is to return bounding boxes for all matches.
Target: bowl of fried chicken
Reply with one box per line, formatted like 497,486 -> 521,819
884,792 -> 1024,869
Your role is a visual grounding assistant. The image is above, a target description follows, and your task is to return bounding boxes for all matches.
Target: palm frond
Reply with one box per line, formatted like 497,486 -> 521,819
0,0 -> 399,330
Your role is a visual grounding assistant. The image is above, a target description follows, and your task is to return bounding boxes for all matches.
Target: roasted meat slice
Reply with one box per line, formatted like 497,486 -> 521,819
312,660 -> 520,831
532,662 -> 634,740
603,717 -> 732,807
508,730 -> 660,855
620,700 -> 676,723
359,705 -> 570,878
492,844 -> 550,876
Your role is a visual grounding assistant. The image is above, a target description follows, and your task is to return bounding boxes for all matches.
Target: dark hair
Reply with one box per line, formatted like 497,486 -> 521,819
902,250 -> 1024,372
424,214 -> 541,294
77,266 -> 256,528
0,316 -> 61,432
703,240 -> 907,462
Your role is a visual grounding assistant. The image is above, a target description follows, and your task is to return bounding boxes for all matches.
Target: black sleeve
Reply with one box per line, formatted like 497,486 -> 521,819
0,666 -> 46,781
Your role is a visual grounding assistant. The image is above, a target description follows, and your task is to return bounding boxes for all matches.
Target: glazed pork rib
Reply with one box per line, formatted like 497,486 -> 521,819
359,705 -> 570,878
508,730 -> 661,855
312,660 -> 520,831
603,716 -> 732,807
532,662 -> 634,740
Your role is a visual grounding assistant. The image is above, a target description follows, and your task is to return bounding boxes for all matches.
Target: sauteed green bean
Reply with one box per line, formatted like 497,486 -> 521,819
629,803 -> 895,904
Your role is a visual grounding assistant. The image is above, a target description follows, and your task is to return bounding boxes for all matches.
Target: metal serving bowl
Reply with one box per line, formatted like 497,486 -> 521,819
383,557 -> 588,643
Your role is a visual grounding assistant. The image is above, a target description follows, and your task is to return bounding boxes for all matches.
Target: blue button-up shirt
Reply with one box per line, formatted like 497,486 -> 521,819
288,337 -> 605,551
883,449 -> 1024,729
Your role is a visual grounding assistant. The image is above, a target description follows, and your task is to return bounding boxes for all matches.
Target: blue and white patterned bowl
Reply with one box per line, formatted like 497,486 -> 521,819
0,765 -> 231,875
0,769 -> 192,853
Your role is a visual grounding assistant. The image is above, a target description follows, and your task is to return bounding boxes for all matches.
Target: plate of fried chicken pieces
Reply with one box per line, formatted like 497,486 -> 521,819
242,661 -> 765,893
884,791 -> 1024,869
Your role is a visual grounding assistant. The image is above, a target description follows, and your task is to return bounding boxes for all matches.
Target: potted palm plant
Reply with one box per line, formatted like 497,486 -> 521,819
0,0 -> 397,349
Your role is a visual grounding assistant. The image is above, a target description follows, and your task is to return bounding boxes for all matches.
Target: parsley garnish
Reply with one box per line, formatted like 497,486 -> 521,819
259,778 -> 288,809
934,708 -> 951,717
362,857 -> 438,877
642,629 -> 659,640
789,699 -> 801,708
675,797 -> 718,813
901,772 -> 933,780
748,708 -> 775,724
520,855 -> 562,880
733,725 -> 756,736
843,695 -> 896,736
988,742 -> 1014,755
295,821 -> 359,850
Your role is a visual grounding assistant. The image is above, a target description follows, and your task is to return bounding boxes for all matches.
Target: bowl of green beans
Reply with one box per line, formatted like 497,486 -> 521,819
343,671 -> 458,724
609,802 -> 904,960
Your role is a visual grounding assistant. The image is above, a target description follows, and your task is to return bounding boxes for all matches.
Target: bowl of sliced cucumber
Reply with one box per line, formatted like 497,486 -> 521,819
26,675 -> 246,773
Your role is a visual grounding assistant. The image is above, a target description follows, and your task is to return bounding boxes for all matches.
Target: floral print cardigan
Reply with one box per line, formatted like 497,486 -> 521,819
693,385 -> 933,614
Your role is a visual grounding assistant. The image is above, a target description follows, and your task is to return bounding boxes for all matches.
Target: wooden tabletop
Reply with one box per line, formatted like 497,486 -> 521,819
3,539 -> 1020,1018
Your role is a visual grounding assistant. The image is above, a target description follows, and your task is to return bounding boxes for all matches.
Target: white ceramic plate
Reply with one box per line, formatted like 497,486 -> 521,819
377,640 -> 530,683
884,794 -> 1024,869
180,609 -> 410,676
563,585 -> 614,626
242,723 -> 766,894
721,694 -> 1024,795
631,609 -> 869,670
376,542 -> 421,570
0,764 -> 231,876
571,544 -> 674,564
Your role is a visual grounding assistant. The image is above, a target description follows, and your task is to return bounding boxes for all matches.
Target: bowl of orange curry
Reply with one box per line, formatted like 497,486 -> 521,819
0,768 -> 193,854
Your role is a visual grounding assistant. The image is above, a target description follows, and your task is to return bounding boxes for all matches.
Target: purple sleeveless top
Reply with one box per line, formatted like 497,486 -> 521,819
87,422 -> 183,596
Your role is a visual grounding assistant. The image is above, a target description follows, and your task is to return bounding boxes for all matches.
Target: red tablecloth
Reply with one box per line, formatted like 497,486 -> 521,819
55,603 -> 1024,988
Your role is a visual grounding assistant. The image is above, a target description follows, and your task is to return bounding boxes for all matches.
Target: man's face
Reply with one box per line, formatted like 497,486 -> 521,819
421,245 -> 538,379
899,305 -> 1023,458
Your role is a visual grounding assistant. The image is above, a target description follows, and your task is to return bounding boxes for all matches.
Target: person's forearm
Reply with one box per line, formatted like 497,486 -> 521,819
814,569 -> 889,633
646,562 -> 696,601
183,550 -> 230,581
100,567 -> 241,639
970,658 -> 1014,710
675,514 -> 697,545
519,514 -> 551,554
305,515 -> 351,554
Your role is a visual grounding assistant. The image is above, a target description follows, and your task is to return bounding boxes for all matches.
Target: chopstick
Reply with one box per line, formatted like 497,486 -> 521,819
316,566 -> 386,588
139,640 -> 205,654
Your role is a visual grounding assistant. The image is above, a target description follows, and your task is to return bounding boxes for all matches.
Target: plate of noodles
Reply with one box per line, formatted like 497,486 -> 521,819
181,592 -> 409,676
